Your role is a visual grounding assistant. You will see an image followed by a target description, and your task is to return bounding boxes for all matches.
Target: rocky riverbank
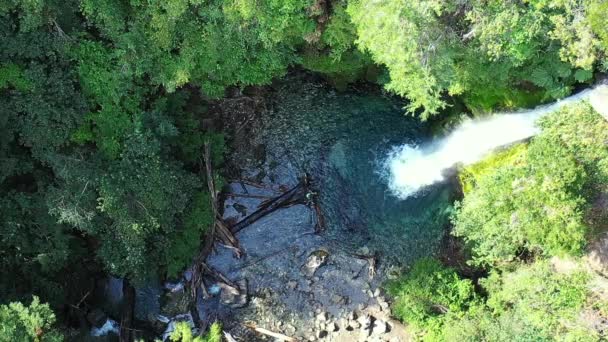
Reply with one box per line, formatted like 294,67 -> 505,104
183,75 -> 458,341
203,178 -> 410,341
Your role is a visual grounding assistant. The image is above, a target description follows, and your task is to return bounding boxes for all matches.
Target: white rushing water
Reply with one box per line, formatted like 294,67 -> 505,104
385,85 -> 608,199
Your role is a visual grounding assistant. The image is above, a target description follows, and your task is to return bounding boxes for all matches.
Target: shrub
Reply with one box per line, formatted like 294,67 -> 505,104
453,103 -> 608,267
166,192 -> 214,278
483,261 -> 589,336
0,296 -> 62,342
437,261 -> 596,341
387,258 -> 476,337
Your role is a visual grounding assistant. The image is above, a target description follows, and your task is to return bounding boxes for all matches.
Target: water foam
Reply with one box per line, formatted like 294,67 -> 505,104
385,86 -> 606,199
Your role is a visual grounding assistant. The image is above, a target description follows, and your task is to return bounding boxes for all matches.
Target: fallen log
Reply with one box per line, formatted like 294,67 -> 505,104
190,258 -> 241,301
352,252 -> 378,279
224,331 -> 238,342
228,179 -> 282,191
245,323 -> 296,342
231,178 -> 310,234
200,262 -> 237,289
203,143 -> 242,257
215,220 -> 241,258
306,190 -> 325,233
190,144 -> 243,302
225,192 -> 274,200
314,203 -> 325,232
190,156 -> 325,312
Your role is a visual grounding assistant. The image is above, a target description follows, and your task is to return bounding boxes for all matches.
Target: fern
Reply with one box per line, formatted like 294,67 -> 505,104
529,67 -> 553,88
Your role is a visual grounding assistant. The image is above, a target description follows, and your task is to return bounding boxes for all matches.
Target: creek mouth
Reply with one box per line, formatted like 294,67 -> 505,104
203,76 -> 457,340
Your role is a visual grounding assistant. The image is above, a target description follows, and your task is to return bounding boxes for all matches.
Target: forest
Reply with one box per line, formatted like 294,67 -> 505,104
2,0 -> 608,341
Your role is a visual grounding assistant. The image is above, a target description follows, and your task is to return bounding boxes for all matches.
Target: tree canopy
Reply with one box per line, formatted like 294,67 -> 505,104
453,103 -> 608,267
347,0 -> 606,118
0,296 -> 62,342
2,0 -> 608,339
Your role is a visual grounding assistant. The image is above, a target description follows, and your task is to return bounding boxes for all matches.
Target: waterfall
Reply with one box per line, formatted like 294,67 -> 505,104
385,85 -> 608,199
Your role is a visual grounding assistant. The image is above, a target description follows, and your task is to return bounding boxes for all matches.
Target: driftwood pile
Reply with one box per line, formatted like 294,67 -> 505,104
188,143 -> 324,329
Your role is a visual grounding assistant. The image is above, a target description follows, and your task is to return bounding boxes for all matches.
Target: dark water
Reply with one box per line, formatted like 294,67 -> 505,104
255,78 -> 456,266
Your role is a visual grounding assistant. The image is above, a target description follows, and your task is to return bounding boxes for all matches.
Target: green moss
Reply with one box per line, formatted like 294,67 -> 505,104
459,143 -> 528,195
465,88 -> 546,116
170,321 -> 222,342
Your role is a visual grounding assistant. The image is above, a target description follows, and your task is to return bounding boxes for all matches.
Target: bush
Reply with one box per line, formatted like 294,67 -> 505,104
441,261 -> 595,341
484,261 -> 589,336
453,103 -> 608,267
97,131 -> 200,280
535,103 -> 608,187
390,260 -> 600,341
0,296 -> 62,342
166,192 -> 214,278
387,258 -> 476,337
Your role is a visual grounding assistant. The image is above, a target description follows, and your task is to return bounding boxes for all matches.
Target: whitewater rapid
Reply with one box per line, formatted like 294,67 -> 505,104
385,85 -> 608,199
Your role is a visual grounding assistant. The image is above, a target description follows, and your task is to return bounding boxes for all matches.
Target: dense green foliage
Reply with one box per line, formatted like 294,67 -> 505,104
0,0 -> 221,315
441,261 -> 596,342
0,297 -> 62,342
167,191 -> 215,278
391,259 -> 598,341
454,103 -> 608,267
391,104 -> 608,341
347,0 -> 606,118
301,1 -> 375,89
387,258 -> 476,337
2,0 -> 608,339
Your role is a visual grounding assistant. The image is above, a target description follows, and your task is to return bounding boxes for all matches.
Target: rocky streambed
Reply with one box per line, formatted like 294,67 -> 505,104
86,76 -> 457,341
185,75 -> 458,341
150,80 -> 608,342
205,181 -> 407,341
85,78 -> 608,342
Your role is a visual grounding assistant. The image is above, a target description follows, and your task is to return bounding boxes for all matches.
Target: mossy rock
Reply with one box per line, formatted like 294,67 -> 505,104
459,143 -> 528,195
